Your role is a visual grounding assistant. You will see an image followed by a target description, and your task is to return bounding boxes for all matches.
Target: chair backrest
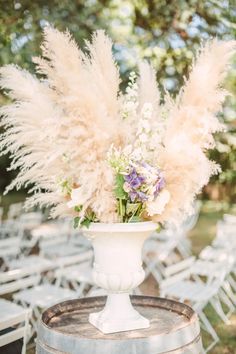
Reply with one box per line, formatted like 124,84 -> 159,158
56,250 -> 93,268
39,234 -> 70,250
163,256 -> 196,278
0,221 -> 21,239
19,211 -> 43,226
7,202 -> 23,220
0,224 -> 11,239
0,237 -> 22,260
0,237 -> 21,248
0,266 -> 41,296
160,267 -> 192,289
181,204 -> 200,232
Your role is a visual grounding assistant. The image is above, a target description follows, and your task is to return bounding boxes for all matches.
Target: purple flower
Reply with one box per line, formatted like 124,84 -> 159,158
137,190 -> 148,201
129,191 -> 138,202
154,176 -> 165,197
123,163 -> 166,204
124,167 -> 147,202
125,168 -> 145,190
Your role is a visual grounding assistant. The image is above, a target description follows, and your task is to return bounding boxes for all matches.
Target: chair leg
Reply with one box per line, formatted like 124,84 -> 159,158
198,311 -> 219,353
21,311 -> 30,354
218,288 -> 235,317
222,281 -> 236,306
228,275 -> 236,292
210,296 -> 231,324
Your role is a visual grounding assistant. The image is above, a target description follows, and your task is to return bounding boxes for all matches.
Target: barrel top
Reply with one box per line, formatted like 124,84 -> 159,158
41,296 -> 197,340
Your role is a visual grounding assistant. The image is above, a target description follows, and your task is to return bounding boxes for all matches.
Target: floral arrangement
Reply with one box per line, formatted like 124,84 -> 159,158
0,27 -> 235,227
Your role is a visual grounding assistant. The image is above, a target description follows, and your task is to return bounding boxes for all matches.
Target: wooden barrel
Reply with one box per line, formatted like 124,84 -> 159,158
36,296 -> 203,354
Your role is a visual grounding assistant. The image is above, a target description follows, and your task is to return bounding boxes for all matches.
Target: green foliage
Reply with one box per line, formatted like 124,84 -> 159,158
0,0 -> 235,199
73,216 -> 91,229
114,174 -> 127,199
73,206 -> 97,229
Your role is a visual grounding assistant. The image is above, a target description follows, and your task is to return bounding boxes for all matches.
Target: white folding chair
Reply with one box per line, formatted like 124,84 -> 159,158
14,284 -> 77,339
142,234 -> 185,285
0,267 -> 41,297
0,299 -> 31,354
39,235 -> 85,258
19,211 -> 43,229
0,237 -> 22,270
7,202 -> 24,220
0,223 -> 14,239
160,260 -> 233,353
1,262 -> 76,339
55,250 -> 94,295
7,255 -> 55,273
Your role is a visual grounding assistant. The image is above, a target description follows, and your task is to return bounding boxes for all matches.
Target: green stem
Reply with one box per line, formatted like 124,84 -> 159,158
119,198 -> 123,221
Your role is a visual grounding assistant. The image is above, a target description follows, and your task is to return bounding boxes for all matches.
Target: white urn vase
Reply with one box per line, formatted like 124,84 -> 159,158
83,221 -> 157,334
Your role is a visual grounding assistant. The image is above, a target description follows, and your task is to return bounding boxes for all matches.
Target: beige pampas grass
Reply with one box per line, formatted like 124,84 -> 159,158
157,40 -> 236,225
0,27 -> 123,222
0,27 -> 235,226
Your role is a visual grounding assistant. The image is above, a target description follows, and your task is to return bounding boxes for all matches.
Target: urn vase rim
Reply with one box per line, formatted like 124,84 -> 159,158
82,221 -> 158,233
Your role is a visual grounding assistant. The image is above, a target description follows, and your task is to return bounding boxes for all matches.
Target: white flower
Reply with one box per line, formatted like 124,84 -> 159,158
67,187 -> 87,208
123,144 -> 133,156
131,147 -> 143,161
139,133 -> 148,143
146,189 -> 170,216
123,182 -> 131,193
141,103 -> 153,118
141,119 -> 151,132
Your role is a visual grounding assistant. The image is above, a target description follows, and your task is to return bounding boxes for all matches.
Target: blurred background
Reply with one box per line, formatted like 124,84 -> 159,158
0,1 -> 235,353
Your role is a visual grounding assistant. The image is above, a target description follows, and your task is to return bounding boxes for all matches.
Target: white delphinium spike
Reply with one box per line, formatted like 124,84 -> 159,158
138,61 -> 160,113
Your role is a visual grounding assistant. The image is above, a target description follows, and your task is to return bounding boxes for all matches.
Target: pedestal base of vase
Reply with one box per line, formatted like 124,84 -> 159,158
89,293 -> 150,334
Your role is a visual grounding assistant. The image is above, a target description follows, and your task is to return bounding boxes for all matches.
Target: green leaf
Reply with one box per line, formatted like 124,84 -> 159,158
118,198 -> 126,217
81,218 -> 91,228
74,205 -> 82,212
73,216 -> 81,229
129,215 -> 142,223
126,202 -> 141,215
60,180 -> 72,195
114,174 -> 127,199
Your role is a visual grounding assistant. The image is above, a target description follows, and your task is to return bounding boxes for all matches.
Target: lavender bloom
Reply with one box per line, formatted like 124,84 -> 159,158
123,163 -> 166,204
125,168 -> 145,190
154,175 -> 165,197
137,190 -> 148,201
129,191 -> 138,202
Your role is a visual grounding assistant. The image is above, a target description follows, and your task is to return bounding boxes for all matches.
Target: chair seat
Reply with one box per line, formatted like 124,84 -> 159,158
0,299 -> 28,328
42,244 -> 81,258
56,263 -> 93,284
8,255 -> 54,272
191,260 -> 223,276
13,284 -> 77,308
